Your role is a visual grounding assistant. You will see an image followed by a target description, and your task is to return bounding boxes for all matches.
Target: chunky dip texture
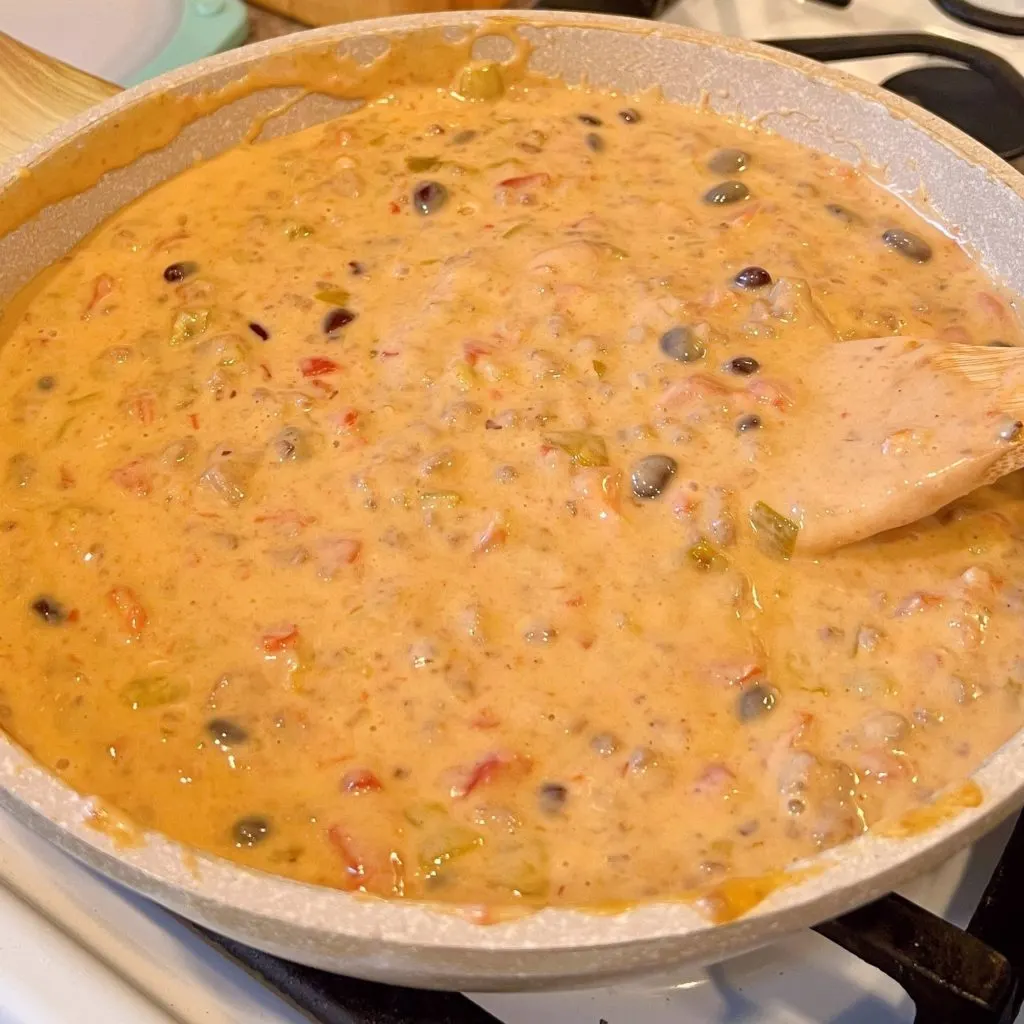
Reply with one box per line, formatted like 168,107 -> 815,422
1,62 -> 1023,912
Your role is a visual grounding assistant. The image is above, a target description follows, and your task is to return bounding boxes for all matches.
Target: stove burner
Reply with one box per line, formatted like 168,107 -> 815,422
768,32 -> 1024,168
930,0 -> 1024,36
884,65 -> 1024,160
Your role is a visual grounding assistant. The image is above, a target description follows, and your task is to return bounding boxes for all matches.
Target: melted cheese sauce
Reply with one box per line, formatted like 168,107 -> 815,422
2,69 -> 1023,911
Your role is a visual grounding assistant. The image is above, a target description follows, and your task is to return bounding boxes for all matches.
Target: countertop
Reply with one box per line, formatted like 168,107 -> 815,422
245,5 -> 305,42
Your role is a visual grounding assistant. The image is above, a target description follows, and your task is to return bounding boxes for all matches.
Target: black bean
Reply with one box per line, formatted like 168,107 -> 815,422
348,260 -> 366,275
825,203 -> 860,224
207,717 -> 248,747
999,418 -> 1023,442
704,180 -> 749,205
413,181 -> 448,215
36,375 -> 56,391
322,307 -> 356,335
451,129 -> 477,145
737,682 -> 779,722
248,322 -> 270,341
707,148 -> 749,175
630,454 -> 678,499
577,113 -> 603,126
736,414 -> 762,433
659,325 -> 705,363
232,815 -> 271,847
733,266 -> 772,290
162,261 -> 198,283
618,108 -> 641,124
538,782 -> 569,814
882,228 -> 932,263
30,596 -> 66,624
585,132 -> 605,153
726,355 -> 760,376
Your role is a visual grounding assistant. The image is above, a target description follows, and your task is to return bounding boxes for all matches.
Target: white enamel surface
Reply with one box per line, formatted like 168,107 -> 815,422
4,3 -> 1024,993
0,0 -> 182,84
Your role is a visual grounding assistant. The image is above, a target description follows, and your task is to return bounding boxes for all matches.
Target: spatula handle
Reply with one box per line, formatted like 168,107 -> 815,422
0,32 -> 121,164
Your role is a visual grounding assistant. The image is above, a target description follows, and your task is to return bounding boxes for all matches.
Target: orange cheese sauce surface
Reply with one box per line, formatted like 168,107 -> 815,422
2,70 -> 1024,910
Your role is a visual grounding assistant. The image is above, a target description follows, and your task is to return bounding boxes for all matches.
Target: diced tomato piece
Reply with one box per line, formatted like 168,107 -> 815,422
126,391 -> 157,425
327,825 -> 368,889
473,514 -> 506,554
254,510 -> 316,537
300,356 -> 341,378
693,762 -> 735,796
107,586 -> 147,637
469,708 -> 501,730
326,826 -> 400,895
498,172 -> 551,189
462,342 -> 491,367
110,458 -> 153,497
316,537 -> 362,579
341,769 -> 382,794
82,274 -> 114,318
748,378 -> 794,411
658,373 -> 732,409
893,592 -> 943,617
450,751 -> 530,799
262,625 -> 299,652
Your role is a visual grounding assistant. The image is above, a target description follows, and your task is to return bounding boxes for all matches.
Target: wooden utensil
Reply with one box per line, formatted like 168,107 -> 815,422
756,336 -> 1024,553
0,33 -> 119,164
249,0 -> 527,28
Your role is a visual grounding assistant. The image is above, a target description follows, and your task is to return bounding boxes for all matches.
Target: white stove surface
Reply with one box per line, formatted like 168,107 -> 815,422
3,2 -> 1024,1022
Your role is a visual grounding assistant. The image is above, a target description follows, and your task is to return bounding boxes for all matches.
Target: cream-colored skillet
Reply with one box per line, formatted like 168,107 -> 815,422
2,10 -> 1024,993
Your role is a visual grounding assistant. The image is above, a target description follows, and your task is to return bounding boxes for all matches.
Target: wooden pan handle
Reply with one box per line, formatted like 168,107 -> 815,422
0,32 -> 121,164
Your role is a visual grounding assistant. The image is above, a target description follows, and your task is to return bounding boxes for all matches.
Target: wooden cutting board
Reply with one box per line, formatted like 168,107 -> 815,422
249,0 -> 524,28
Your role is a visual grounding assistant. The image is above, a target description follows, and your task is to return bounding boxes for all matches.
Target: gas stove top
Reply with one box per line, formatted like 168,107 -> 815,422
4,2 -> 1024,1023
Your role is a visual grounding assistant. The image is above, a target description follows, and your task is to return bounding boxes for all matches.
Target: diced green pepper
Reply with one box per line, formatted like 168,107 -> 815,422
283,223 -> 314,240
169,309 -> 209,347
120,676 -> 188,710
406,155 -> 440,173
453,62 -> 505,102
688,537 -> 728,572
544,431 -> 609,468
592,359 -> 607,379
404,803 -> 483,879
314,287 -> 351,306
749,501 -> 800,559
483,836 -> 549,900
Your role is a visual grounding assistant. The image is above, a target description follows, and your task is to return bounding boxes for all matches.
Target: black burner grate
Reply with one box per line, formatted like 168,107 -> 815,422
185,7 -> 1024,1023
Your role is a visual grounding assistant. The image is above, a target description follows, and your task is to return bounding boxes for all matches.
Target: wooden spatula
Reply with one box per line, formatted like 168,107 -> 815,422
753,337 -> 1024,554
0,33 -> 119,163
